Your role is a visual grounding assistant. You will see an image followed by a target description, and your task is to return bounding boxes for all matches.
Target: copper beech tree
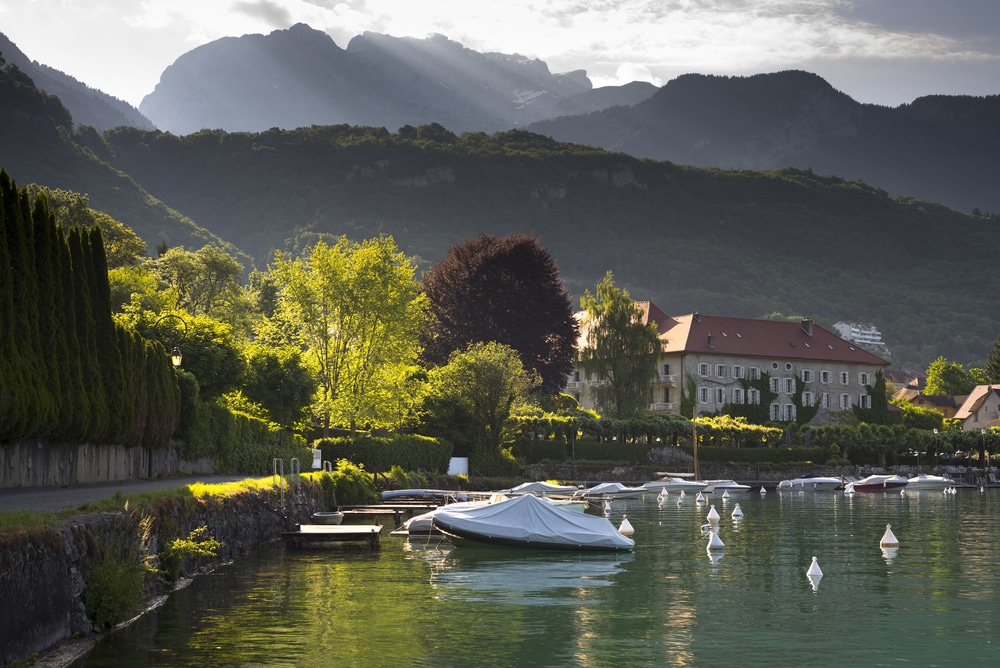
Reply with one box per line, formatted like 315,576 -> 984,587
420,233 -> 578,396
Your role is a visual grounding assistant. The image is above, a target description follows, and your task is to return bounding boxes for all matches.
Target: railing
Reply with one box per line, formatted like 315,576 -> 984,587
648,402 -> 678,412
655,374 -> 677,384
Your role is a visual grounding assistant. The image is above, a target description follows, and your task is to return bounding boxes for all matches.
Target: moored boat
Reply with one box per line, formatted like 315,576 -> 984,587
642,477 -> 709,494
847,474 -> 909,493
576,482 -> 648,499
904,473 -> 954,491
777,474 -> 842,492
494,481 -> 582,497
701,479 -> 751,494
432,494 -> 635,551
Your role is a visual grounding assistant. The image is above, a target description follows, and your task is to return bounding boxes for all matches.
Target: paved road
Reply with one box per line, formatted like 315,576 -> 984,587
0,475 -> 250,514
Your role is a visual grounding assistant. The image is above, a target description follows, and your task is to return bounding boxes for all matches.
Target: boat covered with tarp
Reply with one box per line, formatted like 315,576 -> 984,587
431,494 -> 635,551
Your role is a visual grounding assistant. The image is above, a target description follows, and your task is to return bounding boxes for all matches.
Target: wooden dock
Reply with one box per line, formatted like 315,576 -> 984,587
338,504 -> 438,527
282,524 -> 382,549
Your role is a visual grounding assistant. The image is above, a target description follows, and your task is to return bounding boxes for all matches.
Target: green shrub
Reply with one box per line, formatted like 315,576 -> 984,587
84,547 -> 146,630
320,460 -> 380,506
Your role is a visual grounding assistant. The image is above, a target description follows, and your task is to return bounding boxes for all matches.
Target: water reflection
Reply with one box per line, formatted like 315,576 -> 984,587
424,550 -> 633,606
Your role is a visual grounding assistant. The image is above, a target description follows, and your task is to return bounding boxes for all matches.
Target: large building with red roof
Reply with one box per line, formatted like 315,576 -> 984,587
565,303 -> 890,425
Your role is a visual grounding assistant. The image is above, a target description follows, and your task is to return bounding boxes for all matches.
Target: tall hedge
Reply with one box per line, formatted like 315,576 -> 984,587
314,434 -> 453,474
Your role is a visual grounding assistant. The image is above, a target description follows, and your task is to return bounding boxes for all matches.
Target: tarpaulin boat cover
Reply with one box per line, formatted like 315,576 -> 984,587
496,481 -> 580,495
432,494 -> 635,551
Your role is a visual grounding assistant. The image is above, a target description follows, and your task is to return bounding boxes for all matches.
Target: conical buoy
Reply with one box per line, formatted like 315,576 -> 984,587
759,486 -> 767,495
707,504 -> 720,525
731,503 -> 743,519
618,515 -> 634,537
603,499 -> 612,514
695,491 -> 705,504
844,484 -> 855,495
806,556 -> 823,577
707,527 -> 725,550
722,490 -> 730,499
658,487 -> 668,499
879,524 -> 899,548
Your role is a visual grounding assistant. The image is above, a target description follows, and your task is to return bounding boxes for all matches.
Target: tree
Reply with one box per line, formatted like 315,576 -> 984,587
272,236 -> 427,436
429,341 -> 539,450
985,332 -> 1000,383
150,245 -> 246,318
421,233 -> 578,395
924,356 -> 977,396
577,271 -> 663,418
853,369 -> 890,425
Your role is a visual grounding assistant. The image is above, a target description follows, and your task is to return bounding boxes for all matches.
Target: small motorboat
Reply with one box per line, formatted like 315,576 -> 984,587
701,479 -> 751,494
847,474 -> 909,493
310,511 -> 344,525
576,482 -> 648,499
494,481 -> 582,497
777,474 -> 842,492
432,494 -> 635,551
642,477 -> 709,494
904,473 -> 954,491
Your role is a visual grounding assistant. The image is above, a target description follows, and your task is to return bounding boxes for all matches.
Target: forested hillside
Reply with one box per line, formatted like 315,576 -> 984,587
94,124 -> 999,369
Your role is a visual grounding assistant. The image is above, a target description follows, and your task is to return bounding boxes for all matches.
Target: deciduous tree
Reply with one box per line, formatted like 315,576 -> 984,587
577,271 -> 663,419
421,233 -> 578,395
924,356 -> 976,396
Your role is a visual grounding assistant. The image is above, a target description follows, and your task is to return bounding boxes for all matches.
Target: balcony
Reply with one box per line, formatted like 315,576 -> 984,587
648,402 -> 677,413
655,373 -> 677,385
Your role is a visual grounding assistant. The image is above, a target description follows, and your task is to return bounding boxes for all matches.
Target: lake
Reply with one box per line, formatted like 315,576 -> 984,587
72,487 -> 999,667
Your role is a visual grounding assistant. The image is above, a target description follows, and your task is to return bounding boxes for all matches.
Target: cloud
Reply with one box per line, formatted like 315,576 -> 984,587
233,1 -> 294,28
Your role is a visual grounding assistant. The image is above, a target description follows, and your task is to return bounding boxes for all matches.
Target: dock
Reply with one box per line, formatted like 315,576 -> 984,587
282,524 -> 383,549
337,504 -> 438,527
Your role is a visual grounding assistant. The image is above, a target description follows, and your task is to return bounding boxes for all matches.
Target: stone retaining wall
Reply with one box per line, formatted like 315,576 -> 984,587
0,482 -> 323,667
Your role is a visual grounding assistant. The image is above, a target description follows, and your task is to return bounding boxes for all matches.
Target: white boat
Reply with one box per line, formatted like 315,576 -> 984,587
495,481 -> 581,497
642,477 -> 709,494
702,479 -> 751,494
847,474 -> 909,493
397,495 -> 585,536
431,494 -> 635,551
576,482 -> 648,499
776,474 -> 842,492
904,473 -> 954,491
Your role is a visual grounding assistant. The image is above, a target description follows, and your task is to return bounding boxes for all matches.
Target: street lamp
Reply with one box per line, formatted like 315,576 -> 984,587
151,314 -> 187,478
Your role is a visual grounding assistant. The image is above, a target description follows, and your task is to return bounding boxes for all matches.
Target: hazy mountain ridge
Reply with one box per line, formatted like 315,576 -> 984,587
138,24 -> 645,135
0,30 -> 154,132
528,71 -> 1000,214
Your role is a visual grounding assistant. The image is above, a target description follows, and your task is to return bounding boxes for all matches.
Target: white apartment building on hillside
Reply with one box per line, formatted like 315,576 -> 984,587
833,320 -> 890,355
565,303 -> 890,425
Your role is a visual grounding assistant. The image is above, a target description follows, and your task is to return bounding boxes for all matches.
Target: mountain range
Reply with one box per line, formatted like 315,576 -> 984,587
1,27 -> 998,370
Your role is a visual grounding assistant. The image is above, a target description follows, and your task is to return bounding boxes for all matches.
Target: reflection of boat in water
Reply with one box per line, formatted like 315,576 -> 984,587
432,494 -> 635,551
427,550 -> 633,605
777,474 -> 842,492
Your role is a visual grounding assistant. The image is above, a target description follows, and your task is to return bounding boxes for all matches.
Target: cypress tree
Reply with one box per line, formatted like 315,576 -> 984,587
0,170 -> 18,436
68,227 -> 108,440
86,228 -> 128,443
53,223 -> 90,438
30,194 -> 64,437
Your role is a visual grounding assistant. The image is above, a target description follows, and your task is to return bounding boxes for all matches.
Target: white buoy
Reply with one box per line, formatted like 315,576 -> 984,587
722,490 -> 730,499
658,487 -> 668,499
618,515 -> 634,537
695,491 -> 704,504
707,504 -> 720,525
706,527 -> 725,550
679,490 -> 686,498
844,483 -> 855,495
603,499 -> 612,514
880,523 -> 899,548
759,486 -> 767,495
806,556 -> 823,577
731,503 -> 743,519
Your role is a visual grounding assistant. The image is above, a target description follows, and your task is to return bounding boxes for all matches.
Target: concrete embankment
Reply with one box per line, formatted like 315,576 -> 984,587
0,482 -> 324,667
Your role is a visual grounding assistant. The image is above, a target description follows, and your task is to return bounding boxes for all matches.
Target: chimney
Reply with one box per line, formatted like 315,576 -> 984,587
801,319 -> 814,336
694,312 -> 701,323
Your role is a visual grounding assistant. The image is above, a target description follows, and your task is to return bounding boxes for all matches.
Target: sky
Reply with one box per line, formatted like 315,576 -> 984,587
2,0 -> 999,109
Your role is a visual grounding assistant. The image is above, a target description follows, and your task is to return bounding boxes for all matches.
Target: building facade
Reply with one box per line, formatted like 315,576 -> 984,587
955,385 -> 1000,430
832,320 -> 891,355
567,305 -> 890,425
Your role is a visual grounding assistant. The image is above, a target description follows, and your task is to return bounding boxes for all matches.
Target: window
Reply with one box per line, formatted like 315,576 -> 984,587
732,365 -> 744,379
784,404 -> 797,421
771,362 -> 779,370
749,367 -> 761,380
770,377 -> 780,393
748,388 -> 760,404
802,391 -> 814,406
664,387 -> 671,403
820,370 -> 831,384
662,363 -> 670,375
732,387 -> 745,404
785,362 -> 793,371
698,363 -> 709,377
840,393 -> 851,409
858,372 -> 871,386
839,371 -> 849,385
716,364 -> 726,378
699,387 -> 710,403
859,394 -> 872,409
573,370 -> 580,382
801,369 -> 814,383
716,388 -> 725,404
784,377 -> 795,394
770,403 -> 780,421
821,392 -> 830,408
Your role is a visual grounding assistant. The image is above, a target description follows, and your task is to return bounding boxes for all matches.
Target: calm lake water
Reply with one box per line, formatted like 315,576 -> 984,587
73,487 -> 999,667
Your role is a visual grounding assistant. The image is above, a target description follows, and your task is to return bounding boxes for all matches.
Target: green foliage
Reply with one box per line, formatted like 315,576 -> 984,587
314,434 -> 452,474
924,356 -> 978,396
853,369 -> 890,424
159,526 -> 222,582
986,333 -> 1000,383
578,271 -> 663,418
318,461 -> 380,506
420,233 -> 578,395
891,399 -> 945,431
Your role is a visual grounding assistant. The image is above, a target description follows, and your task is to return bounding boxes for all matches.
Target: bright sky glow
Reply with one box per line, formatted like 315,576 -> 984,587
1,0 -> 997,107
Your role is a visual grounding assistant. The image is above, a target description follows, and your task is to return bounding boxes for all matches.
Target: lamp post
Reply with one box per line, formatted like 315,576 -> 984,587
152,314 -> 187,478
